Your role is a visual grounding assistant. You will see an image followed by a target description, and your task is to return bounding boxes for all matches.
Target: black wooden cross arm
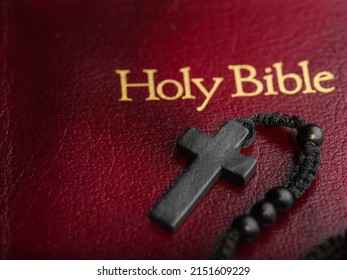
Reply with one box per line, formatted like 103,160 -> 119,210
149,120 -> 257,232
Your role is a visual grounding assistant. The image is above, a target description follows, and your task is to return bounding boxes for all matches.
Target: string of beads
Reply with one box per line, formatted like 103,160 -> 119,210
213,112 -> 325,259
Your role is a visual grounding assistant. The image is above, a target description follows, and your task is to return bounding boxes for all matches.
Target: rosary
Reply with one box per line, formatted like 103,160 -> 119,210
149,112 -> 346,259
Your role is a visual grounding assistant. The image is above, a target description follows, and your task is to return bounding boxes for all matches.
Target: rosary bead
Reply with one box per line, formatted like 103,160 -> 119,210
296,125 -> 324,148
265,187 -> 294,212
251,201 -> 277,228
232,215 -> 260,243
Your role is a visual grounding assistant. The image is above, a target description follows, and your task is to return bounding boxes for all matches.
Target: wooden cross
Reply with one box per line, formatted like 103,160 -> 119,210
149,120 -> 257,232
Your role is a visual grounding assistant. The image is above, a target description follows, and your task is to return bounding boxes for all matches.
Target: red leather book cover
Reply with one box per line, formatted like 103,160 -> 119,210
0,0 -> 346,259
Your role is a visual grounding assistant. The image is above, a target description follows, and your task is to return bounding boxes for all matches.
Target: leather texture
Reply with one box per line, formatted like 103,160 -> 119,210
0,0 -> 346,259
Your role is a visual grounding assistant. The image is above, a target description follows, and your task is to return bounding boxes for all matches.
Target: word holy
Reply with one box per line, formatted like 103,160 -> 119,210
115,60 -> 335,112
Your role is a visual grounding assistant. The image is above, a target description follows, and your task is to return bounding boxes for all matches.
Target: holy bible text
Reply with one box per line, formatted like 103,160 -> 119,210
115,60 -> 335,112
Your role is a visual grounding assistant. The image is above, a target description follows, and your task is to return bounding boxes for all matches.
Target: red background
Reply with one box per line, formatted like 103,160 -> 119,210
0,0 -> 346,259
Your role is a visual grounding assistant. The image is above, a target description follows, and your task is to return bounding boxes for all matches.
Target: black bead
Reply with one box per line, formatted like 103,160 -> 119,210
296,125 -> 324,148
265,187 -> 294,212
251,201 -> 277,228
231,215 -> 260,243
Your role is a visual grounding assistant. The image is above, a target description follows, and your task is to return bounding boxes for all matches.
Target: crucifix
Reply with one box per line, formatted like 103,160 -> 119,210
149,120 -> 257,232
